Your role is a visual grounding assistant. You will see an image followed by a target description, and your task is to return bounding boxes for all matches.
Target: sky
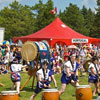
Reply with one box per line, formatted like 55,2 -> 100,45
0,0 -> 97,13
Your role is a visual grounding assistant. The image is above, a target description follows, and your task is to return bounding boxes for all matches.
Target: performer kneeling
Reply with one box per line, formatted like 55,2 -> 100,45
88,56 -> 100,96
59,53 -> 79,95
30,60 -> 52,100
10,58 -> 26,97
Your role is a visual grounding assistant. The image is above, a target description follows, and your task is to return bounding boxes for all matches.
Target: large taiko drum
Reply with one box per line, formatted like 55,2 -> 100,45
43,89 -> 59,100
21,41 -> 50,69
76,85 -> 92,100
21,41 -> 50,61
0,91 -> 19,100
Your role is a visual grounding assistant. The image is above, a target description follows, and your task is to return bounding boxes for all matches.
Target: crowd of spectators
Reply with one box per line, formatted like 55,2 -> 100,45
49,43 -> 100,76
0,42 -> 100,76
0,44 -> 22,74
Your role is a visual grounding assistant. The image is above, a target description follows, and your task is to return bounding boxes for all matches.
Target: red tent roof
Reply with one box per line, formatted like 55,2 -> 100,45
27,17 -> 92,39
13,17 -> 99,46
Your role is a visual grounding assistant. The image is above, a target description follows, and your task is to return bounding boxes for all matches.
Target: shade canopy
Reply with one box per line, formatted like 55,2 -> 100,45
67,45 -> 79,49
13,17 -> 100,47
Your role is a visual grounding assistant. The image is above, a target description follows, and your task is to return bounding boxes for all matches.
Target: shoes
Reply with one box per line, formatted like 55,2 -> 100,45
18,94 -> 22,97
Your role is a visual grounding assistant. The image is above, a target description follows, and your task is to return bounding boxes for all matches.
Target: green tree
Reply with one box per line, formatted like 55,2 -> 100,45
32,0 -> 56,32
91,0 -> 100,38
87,8 -> 95,36
81,6 -> 88,20
81,6 -> 95,36
44,0 -> 56,25
0,0 -> 35,40
59,3 -> 89,36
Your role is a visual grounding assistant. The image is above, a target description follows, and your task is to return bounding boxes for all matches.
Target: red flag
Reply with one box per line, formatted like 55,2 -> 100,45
50,8 -> 57,15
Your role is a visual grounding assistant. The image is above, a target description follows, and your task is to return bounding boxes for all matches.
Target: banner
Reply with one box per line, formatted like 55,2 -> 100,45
0,27 -> 5,41
72,39 -> 88,43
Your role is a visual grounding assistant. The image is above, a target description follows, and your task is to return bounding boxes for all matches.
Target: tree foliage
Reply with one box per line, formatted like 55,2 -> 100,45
81,6 -> 95,36
0,0 -> 35,39
59,3 -> 89,36
90,0 -> 100,38
31,0 -> 56,32
0,0 -> 99,40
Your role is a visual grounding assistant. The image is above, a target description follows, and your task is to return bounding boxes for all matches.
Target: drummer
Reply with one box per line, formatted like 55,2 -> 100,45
88,56 -> 100,96
10,58 -> 26,97
30,60 -> 52,100
59,53 -> 80,95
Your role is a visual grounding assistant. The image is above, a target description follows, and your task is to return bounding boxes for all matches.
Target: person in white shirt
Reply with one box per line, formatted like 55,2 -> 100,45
30,60 -> 51,100
88,56 -> 100,96
10,58 -> 25,97
59,53 -> 80,95
4,50 -> 9,65
9,49 -> 14,65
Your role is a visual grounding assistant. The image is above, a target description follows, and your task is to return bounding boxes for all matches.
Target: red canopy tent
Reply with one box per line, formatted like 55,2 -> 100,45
13,17 -> 100,47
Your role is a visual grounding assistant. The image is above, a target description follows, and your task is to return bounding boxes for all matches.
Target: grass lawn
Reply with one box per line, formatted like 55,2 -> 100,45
0,72 -> 98,100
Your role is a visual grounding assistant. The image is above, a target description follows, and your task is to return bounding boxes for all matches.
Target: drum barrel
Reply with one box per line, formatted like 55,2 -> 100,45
43,89 -> 59,100
76,85 -> 92,100
0,91 -> 19,100
21,41 -> 50,62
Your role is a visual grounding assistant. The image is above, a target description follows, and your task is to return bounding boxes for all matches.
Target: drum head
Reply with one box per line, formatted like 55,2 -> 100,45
43,89 -> 58,92
1,91 -> 18,95
76,85 -> 91,89
21,41 -> 38,61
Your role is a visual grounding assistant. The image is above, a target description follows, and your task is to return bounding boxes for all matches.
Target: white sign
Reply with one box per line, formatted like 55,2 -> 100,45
0,27 -> 5,41
72,39 -> 88,43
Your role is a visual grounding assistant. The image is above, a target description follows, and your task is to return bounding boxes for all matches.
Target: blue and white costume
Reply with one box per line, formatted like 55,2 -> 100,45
10,64 -> 22,82
34,68 -> 51,94
36,68 -> 50,88
88,63 -> 99,83
61,60 -> 79,84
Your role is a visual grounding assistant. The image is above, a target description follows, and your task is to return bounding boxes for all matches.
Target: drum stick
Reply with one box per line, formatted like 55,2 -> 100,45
0,82 -> 5,87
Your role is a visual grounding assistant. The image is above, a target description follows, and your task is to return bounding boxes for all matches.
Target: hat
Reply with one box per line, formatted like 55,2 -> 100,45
70,53 -> 76,57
